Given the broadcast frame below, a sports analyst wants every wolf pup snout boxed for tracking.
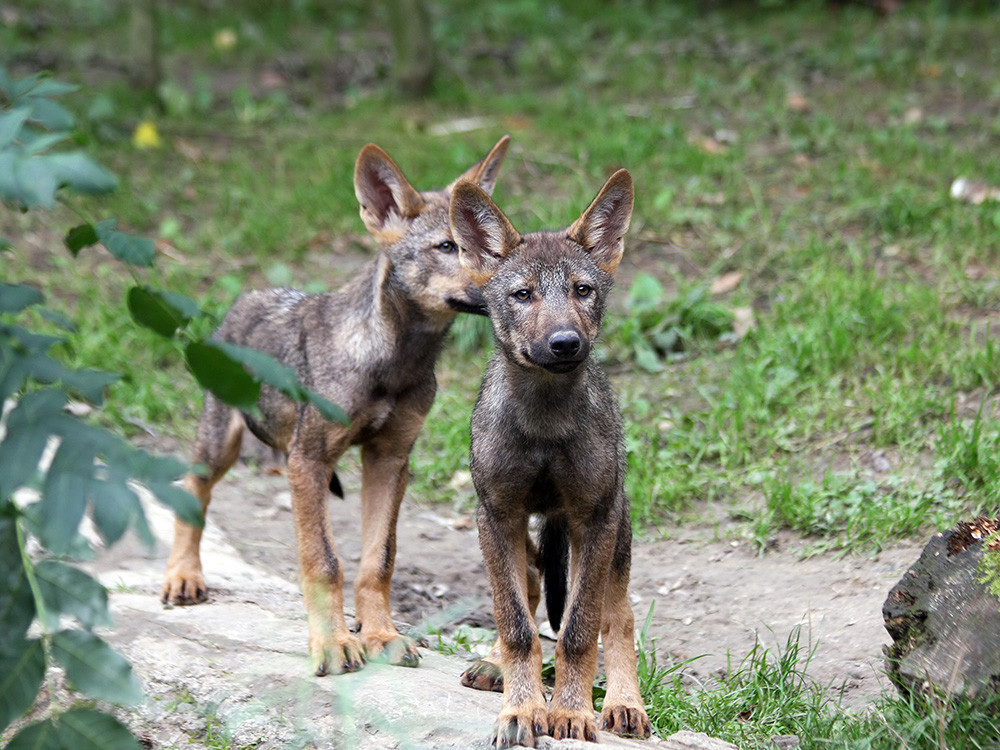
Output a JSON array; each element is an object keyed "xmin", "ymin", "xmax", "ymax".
[{"xmin": 450, "ymin": 168, "xmax": 652, "ymax": 747}]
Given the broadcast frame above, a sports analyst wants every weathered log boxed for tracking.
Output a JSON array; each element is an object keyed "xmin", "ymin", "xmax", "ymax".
[{"xmin": 883, "ymin": 516, "xmax": 1000, "ymax": 699}]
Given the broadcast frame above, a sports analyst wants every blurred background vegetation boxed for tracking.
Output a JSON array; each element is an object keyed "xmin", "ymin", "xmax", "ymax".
[{"xmin": 3, "ymin": 0, "xmax": 1000, "ymax": 547}]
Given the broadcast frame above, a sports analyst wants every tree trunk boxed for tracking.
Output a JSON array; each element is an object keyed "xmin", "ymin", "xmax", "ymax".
[
  {"xmin": 386, "ymin": 0, "xmax": 435, "ymax": 98},
  {"xmin": 128, "ymin": 0, "xmax": 162, "ymax": 104}
]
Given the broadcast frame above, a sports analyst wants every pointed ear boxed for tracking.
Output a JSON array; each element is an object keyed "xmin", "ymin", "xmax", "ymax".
[
  {"xmin": 447, "ymin": 135, "xmax": 511, "ymax": 197},
  {"xmin": 567, "ymin": 169, "xmax": 634, "ymax": 275},
  {"xmin": 450, "ymin": 180, "xmax": 521, "ymax": 286},
  {"xmin": 354, "ymin": 144, "xmax": 426, "ymax": 235}
]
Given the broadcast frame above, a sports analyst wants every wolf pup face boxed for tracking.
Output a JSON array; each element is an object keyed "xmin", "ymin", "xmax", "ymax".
[
  {"xmin": 354, "ymin": 137, "xmax": 510, "ymax": 319},
  {"xmin": 449, "ymin": 169, "xmax": 634, "ymax": 372}
]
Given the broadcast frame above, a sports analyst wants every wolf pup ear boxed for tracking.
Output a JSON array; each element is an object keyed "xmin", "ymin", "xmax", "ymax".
[
  {"xmin": 450, "ymin": 181, "xmax": 522, "ymax": 286},
  {"xmin": 448, "ymin": 134, "xmax": 511, "ymax": 197},
  {"xmin": 567, "ymin": 168, "xmax": 634, "ymax": 275},
  {"xmin": 354, "ymin": 144, "xmax": 427, "ymax": 237}
]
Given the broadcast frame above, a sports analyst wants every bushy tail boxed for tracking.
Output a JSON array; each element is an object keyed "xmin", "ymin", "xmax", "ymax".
[{"xmin": 539, "ymin": 514, "xmax": 569, "ymax": 632}]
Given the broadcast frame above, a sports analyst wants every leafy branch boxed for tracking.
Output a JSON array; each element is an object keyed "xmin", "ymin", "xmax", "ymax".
[{"xmin": 1, "ymin": 65, "xmax": 346, "ymax": 748}]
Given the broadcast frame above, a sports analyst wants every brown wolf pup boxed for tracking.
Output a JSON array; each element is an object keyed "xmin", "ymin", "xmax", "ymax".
[
  {"xmin": 161, "ymin": 136, "xmax": 510, "ymax": 677},
  {"xmin": 449, "ymin": 170, "xmax": 652, "ymax": 747}
]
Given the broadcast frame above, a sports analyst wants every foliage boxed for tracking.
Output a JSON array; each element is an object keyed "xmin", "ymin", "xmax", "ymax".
[
  {"xmin": 1, "ymin": 284, "xmax": 173, "ymax": 748},
  {"xmin": 0, "ymin": 69, "xmax": 117, "ymax": 209},
  {"xmin": 603, "ymin": 273, "xmax": 735, "ymax": 373},
  {"xmin": 0, "ymin": 65, "xmax": 348, "ymax": 748}
]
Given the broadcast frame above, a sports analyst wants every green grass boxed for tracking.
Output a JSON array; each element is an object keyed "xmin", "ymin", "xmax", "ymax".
[{"xmin": 630, "ymin": 620, "xmax": 1000, "ymax": 750}]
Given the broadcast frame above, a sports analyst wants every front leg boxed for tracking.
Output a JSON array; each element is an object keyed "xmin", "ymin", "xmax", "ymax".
[
  {"xmin": 599, "ymin": 510, "xmax": 652, "ymax": 738},
  {"xmin": 352, "ymin": 417, "xmax": 423, "ymax": 667},
  {"xmin": 462, "ymin": 534, "xmax": 541, "ymax": 692},
  {"xmin": 479, "ymin": 502, "xmax": 548, "ymax": 748},
  {"xmin": 287, "ymin": 448, "xmax": 364, "ymax": 676},
  {"xmin": 547, "ymin": 513, "xmax": 617, "ymax": 743}
]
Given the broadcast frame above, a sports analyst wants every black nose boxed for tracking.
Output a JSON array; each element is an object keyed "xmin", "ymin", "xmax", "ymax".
[{"xmin": 548, "ymin": 330, "xmax": 581, "ymax": 358}]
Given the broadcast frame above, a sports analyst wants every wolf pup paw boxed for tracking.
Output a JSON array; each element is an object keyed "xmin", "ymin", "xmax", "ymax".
[
  {"xmin": 161, "ymin": 568, "xmax": 208, "ymax": 606},
  {"xmin": 311, "ymin": 633, "xmax": 366, "ymax": 676},
  {"xmin": 492, "ymin": 706, "xmax": 548, "ymax": 749},
  {"xmin": 548, "ymin": 707, "xmax": 599, "ymax": 743},
  {"xmin": 460, "ymin": 658, "xmax": 504, "ymax": 692},
  {"xmin": 601, "ymin": 702, "xmax": 653, "ymax": 738},
  {"xmin": 363, "ymin": 632, "xmax": 420, "ymax": 667}
]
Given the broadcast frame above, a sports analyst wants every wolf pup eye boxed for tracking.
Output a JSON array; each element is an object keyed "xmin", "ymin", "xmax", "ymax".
[
  {"xmin": 512, "ymin": 289, "xmax": 532, "ymax": 301},
  {"xmin": 436, "ymin": 240, "xmax": 458, "ymax": 253},
  {"xmin": 575, "ymin": 284, "xmax": 593, "ymax": 297}
]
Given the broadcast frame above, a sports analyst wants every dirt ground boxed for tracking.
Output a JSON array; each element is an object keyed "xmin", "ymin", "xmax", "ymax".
[{"xmin": 159, "ymin": 442, "xmax": 921, "ymax": 711}]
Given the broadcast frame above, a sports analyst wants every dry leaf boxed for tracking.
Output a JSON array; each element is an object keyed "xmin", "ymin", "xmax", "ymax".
[
  {"xmin": 786, "ymin": 91, "xmax": 810, "ymax": 113},
  {"xmin": 732, "ymin": 306, "xmax": 756, "ymax": 339},
  {"xmin": 692, "ymin": 135, "xmax": 726, "ymax": 155},
  {"xmin": 711, "ymin": 271, "xmax": 742, "ymax": 295}
]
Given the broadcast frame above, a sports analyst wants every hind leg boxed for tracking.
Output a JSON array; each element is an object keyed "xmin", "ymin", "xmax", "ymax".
[
  {"xmin": 461, "ymin": 535, "xmax": 540, "ymax": 692},
  {"xmin": 161, "ymin": 396, "xmax": 243, "ymax": 605}
]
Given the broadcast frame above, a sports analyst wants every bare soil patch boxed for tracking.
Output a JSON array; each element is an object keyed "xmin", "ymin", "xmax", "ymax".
[{"xmin": 156, "ymin": 452, "xmax": 920, "ymax": 709}]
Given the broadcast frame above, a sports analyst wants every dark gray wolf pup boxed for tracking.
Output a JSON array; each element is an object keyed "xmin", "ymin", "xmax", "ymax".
[
  {"xmin": 449, "ymin": 169, "xmax": 652, "ymax": 746},
  {"xmin": 161, "ymin": 136, "xmax": 510, "ymax": 677}
]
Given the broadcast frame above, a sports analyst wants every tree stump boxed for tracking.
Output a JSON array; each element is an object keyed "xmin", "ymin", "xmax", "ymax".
[{"xmin": 883, "ymin": 517, "xmax": 1000, "ymax": 699}]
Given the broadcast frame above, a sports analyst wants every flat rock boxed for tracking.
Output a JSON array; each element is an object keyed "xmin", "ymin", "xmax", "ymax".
[{"xmin": 91, "ymin": 495, "xmax": 728, "ymax": 749}]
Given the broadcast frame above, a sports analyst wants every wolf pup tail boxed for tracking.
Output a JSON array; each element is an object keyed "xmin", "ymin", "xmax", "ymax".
[{"xmin": 538, "ymin": 513, "xmax": 569, "ymax": 632}]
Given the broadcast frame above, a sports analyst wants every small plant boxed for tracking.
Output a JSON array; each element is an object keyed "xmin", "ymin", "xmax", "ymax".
[
  {"xmin": 604, "ymin": 273, "xmax": 734, "ymax": 373},
  {"xmin": 936, "ymin": 399, "xmax": 1000, "ymax": 502}
]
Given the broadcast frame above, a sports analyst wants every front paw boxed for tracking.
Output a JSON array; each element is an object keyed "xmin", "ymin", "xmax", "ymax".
[
  {"xmin": 363, "ymin": 632, "xmax": 420, "ymax": 668},
  {"xmin": 310, "ymin": 631, "xmax": 366, "ymax": 676},
  {"xmin": 492, "ymin": 705, "xmax": 548, "ymax": 749},
  {"xmin": 461, "ymin": 658, "xmax": 504, "ymax": 692},
  {"xmin": 601, "ymin": 701, "xmax": 652, "ymax": 738},
  {"xmin": 161, "ymin": 566, "xmax": 208, "ymax": 606},
  {"xmin": 548, "ymin": 706, "xmax": 599, "ymax": 743}
]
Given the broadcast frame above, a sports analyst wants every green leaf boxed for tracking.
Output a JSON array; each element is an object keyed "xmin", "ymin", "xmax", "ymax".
[
  {"xmin": 64, "ymin": 224, "xmax": 100, "ymax": 255},
  {"xmin": 23, "ymin": 77, "xmax": 78, "ymax": 98},
  {"xmin": 35, "ymin": 561, "xmax": 111, "ymax": 630},
  {"xmin": 215, "ymin": 341, "xmax": 348, "ymax": 425},
  {"xmin": 57, "ymin": 709, "xmax": 141, "ymax": 750},
  {"xmin": 38, "ymin": 439, "xmax": 95, "ymax": 555},
  {"xmin": 0, "ymin": 389, "xmax": 64, "ymax": 499},
  {"xmin": 0, "ymin": 638, "xmax": 45, "ymax": 733},
  {"xmin": 95, "ymin": 220, "xmax": 155, "ymax": 267},
  {"xmin": 0, "ymin": 518, "xmax": 35, "ymax": 649},
  {"xmin": 46, "ymin": 152, "xmax": 117, "ymax": 195},
  {"xmin": 157, "ymin": 289, "xmax": 204, "ymax": 322},
  {"xmin": 26, "ymin": 96, "xmax": 75, "ymax": 131},
  {"xmin": 24, "ymin": 355, "xmax": 119, "ymax": 404},
  {"xmin": 90, "ymin": 481, "xmax": 147, "ymax": 547},
  {"xmin": 4, "ymin": 716, "xmax": 61, "ymax": 750},
  {"xmin": 634, "ymin": 344, "xmax": 664, "ymax": 374},
  {"xmin": 21, "ymin": 131, "xmax": 70, "ymax": 156},
  {"xmin": 126, "ymin": 285, "xmax": 191, "ymax": 338},
  {"xmin": 0, "ymin": 152, "xmax": 17, "ymax": 200},
  {"xmin": 0, "ymin": 107, "xmax": 30, "ymax": 148},
  {"xmin": 0, "ymin": 282, "xmax": 43, "ymax": 313},
  {"xmin": 146, "ymin": 480, "xmax": 203, "ymax": 528},
  {"xmin": 38, "ymin": 308, "xmax": 77, "ymax": 332},
  {"xmin": 14, "ymin": 156, "xmax": 57, "ymax": 208},
  {"xmin": 185, "ymin": 340, "xmax": 261, "ymax": 411},
  {"xmin": 626, "ymin": 272, "xmax": 664, "ymax": 314},
  {"xmin": 51, "ymin": 630, "xmax": 144, "ymax": 705}
]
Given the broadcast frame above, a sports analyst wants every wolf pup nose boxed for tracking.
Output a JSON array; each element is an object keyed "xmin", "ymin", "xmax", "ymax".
[{"xmin": 450, "ymin": 168, "xmax": 652, "ymax": 747}]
